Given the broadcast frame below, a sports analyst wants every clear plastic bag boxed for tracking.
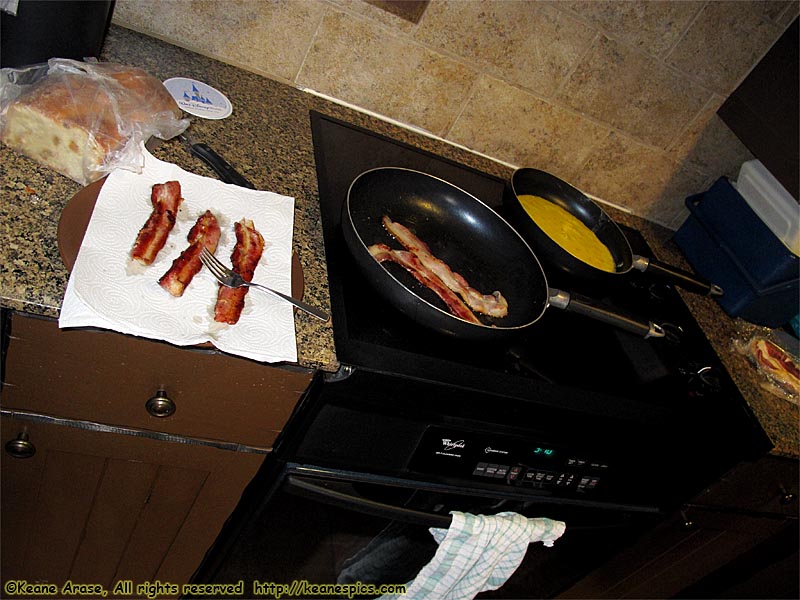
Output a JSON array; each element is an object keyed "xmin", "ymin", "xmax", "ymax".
[
  {"xmin": 735, "ymin": 334, "xmax": 800, "ymax": 405},
  {"xmin": 0, "ymin": 58, "xmax": 189, "ymax": 185}
]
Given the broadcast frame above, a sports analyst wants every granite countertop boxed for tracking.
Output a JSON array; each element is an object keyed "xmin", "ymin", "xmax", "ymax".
[{"xmin": 2, "ymin": 27, "xmax": 797, "ymax": 459}]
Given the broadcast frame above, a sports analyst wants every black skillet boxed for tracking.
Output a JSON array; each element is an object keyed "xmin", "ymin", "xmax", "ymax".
[
  {"xmin": 342, "ymin": 167, "xmax": 667, "ymax": 342},
  {"xmin": 505, "ymin": 168, "xmax": 723, "ymax": 296}
]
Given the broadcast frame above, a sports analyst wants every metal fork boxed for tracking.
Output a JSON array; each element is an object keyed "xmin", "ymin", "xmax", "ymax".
[{"xmin": 199, "ymin": 247, "xmax": 329, "ymax": 321}]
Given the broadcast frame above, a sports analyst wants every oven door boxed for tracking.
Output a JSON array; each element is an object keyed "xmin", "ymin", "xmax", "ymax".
[{"xmin": 193, "ymin": 463, "xmax": 660, "ymax": 599}]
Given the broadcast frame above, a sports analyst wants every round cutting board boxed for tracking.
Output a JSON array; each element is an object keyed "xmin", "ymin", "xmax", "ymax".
[{"xmin": 57, "ymin": 177, "xmax": 306, "ymax": 301}]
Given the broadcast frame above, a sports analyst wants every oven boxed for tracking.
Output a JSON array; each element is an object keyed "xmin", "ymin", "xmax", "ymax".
[{"xmin": 190, "ymin": 112, "xmax": 771, "ymax": 598}]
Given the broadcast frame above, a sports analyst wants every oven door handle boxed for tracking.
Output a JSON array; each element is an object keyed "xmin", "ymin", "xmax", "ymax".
[
  {"xmin": 285, "ymin": 475, "xmax": 652, "ymax": 532},
  {"xmin": 285, "ymin": 475, "xmax": 453, "ymax": 528}
]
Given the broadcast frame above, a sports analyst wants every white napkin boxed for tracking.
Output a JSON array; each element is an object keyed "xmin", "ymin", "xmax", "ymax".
[{"xmin": 59, "ymin": 147, "xmax": 298, "ymax": 364}]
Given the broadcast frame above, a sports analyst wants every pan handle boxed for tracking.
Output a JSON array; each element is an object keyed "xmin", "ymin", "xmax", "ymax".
[
  {"xmin": 549, "ymin": 290, "xmax": 665, "ymax": 339},
  {"xmin": 632, "ymin": 256, "xmax": 723, "ymax": 297}
]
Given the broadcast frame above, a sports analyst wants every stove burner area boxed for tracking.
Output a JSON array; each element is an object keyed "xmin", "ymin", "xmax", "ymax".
[{"xmin": 309, "ymin": 110, "xmax": 770, "ymax": 509}]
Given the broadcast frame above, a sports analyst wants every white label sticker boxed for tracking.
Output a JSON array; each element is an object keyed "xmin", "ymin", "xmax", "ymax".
[{"xmin": 163, "ymin": 77, "xmax": 233, "ymax": 120}]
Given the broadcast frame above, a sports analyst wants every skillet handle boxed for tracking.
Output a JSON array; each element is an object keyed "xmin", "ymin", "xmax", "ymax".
[
  {"xmin": 634, "ymin": 256, "xmax": 724, "ymax": 297},
  {"xmin": 550, "ymin": 290, "xmax": 665, "ymax": 339}
]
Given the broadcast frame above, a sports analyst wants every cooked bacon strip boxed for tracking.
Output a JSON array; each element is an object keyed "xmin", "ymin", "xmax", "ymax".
[
  {"xmin": 158, "ymin": 210, "xmax": 221, "ymax": 297},
  {"xmin": 368, "ymin": 243, "xmax": 481, "ymax": 324},
  {"xmin": 381, "ymin": 216, "xmax": 508, "ymax": 318},
  {"xmin": 131, "ymin": 181, "xmax": 183, "ymax": 265},
  {"xmin": 214, "ymin": 219, "xmax": 265, "ymax": 325}
]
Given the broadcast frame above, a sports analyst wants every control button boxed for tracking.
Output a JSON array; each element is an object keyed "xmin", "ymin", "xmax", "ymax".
[
  {"xmin": 577, "ymin": 476, "xmax": 600, "ymax": 491},
  {"xmin": 495, "ymin": 465, "xmax": 509, "ymax": 478},
  {"xmin": 509, "ymin": 466, "xmax": 522, "ymax": 481},
  {"xmin": 473, "ymin": 462, "xmax": 488, "ymax": 476},
  {"xmin": 485, "ymin": 464, "xmax": 498, "ymax": 476},
  {"xmin": 556, "ymin": 473, "xmax": 576, "ymax": 487}
]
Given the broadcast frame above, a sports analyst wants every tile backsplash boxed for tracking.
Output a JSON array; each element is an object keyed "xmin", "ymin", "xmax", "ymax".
[{"xmin": 112, "ymin": 0, "xmax": 798, "ymax": 229}]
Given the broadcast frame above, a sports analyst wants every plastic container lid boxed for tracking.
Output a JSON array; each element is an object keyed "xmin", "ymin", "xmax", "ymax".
[{"xmin": 735, "ymin": 160, "xmax": 800, "ymax": 256}]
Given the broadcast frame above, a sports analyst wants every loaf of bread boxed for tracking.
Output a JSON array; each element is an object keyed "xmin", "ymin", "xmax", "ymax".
[{"xmin": 1, "ymin": 61, "xmax": 185, "ymax": 185}]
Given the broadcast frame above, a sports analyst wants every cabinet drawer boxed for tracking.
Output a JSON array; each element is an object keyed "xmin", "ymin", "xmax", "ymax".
[{"xmin": 2, "ymin": 313, "xmax": 312, "ymax": 448}]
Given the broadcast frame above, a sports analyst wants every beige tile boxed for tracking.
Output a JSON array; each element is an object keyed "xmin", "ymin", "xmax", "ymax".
[
  {"xmin": 560, "ymin": 0, "xmax": 701, "ymax": 58},
  {"xmin": 666, "ymin": 0, "xmax": 783, "ymax": 94},
  {"xmin": 113, "ymin": 0, "xmax": 326, "ymax": 83},
  {"xmin": 448, "ymin": 76, "xmax": 611, "ymax": 179},
  {"xmin": 757, "ymin": 0, "xmax": 799, "ymax": 25},
  {"xmin": 414, "ymin": 0, "xmax": 596, "ymax": 97},
  {"xmin": 669, "ymin": 96, "xmax": 754, "ymax": 180},
  {"xmin": 573, "ymin": 132, "xmax": 709, "ymax": 227},
  {"xmin": 555, "ymin": 35, "xmax": 710, "ymax": 149},
  {"xmin": 297, "ymin": 10, "xmax": 476, "ymax": 135},
  {"xmin": 776, "ymin": 2, "xmax": 799, "ymax": 27}
]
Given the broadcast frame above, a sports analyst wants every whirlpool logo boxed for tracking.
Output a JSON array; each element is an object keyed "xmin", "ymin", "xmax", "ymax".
[{"xmin": 441, "ymin": 439, "xmax": 466, "ymax": 452}]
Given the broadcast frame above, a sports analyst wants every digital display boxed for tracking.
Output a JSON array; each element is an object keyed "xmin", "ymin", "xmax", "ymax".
[{"xmin": 533, "ymin": 447, "xmax": 556, "ymax": 457}]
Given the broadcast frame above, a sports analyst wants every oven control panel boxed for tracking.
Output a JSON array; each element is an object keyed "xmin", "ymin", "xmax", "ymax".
[{"xmin": 409, "ymin": 426, "xmax": 611, "ymax": 495}]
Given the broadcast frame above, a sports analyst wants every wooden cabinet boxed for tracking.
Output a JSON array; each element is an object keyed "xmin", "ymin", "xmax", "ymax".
[
  {"xmin": 2, "ymin": 312, "xmax": 312, "ymax": 449},
  {"xmin": 1, "ymin": 415, "xmax": 264, "ymax": 595},
  {"xmin": 559, "ymin": 455, "xmax": 799, "ymax": 599},
  {"xmin": 1, "ymin": 311, "xmax": 313, "ymax": 598}
]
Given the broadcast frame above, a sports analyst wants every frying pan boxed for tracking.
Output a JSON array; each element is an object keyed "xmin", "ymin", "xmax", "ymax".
[
  {"xmin": 342, "ymin": 167, "xmax": 666, "ymax": 342},
  {"xmin": 504, "ymin": 168, "xmax": 723, "ymax": 296}
]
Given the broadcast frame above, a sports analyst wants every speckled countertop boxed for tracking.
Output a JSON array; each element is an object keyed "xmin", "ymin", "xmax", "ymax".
[{"xmin": 2, "ymin": 27, "xmax": 797, "ymax": 459}]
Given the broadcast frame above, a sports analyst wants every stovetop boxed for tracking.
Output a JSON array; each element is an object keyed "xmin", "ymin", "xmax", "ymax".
[{"xmin": 309, "ymin": 111, "xmax": 768, "ymax": 436}]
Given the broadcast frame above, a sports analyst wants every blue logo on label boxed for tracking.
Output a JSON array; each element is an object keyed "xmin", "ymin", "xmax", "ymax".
[{"xmin": 163, "ymin": 78, "xmax": 232, "ymax": 120}]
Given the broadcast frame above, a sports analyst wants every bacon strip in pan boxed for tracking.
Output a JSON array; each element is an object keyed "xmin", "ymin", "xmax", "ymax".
[
  {"xmin": 214, "ymin": 218, "xmax": 265, "ymax": 325},
  {"xmin": 368, "ymin": 243, "xmax": 482, "ymax": 324},
  {"xmin": 381, "ymin": 216, "xmax": 508, "ymax": 318},
  {"xmin": 131, "ymin": 181, "xmax": 183, "ymax": 265},
  {"xmin": 158, "ymin": 210, "xmax": 221, "ymax": 297}
]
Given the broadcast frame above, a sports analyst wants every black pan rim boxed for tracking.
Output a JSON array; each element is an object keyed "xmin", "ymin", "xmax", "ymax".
[
  {"xmin": 345, "ymin": 166, "xmax": 548, "ymax": 331},
  {"xmin": 509, "ymin": 167, "xmax": 636, "ymax": 276}
]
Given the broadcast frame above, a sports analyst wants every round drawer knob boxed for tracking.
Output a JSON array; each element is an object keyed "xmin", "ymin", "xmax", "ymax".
[
  {"xmin": 5, "ymin": 432, "xmax": 36, "ymax": 459},
  {"xmin": 145, "ymin": 390, "xmax": 176, "ymax": 418}
]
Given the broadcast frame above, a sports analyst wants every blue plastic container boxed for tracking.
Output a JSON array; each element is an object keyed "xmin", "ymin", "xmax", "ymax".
[{"xmin": 674, "ymin": 177, "xmax": 799, "ymax": 328}]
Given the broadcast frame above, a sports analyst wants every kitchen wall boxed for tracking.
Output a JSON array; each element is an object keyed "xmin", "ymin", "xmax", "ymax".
[{"xmin": 112, "ymin": 0, "xmax": 798, "ymax": 229}]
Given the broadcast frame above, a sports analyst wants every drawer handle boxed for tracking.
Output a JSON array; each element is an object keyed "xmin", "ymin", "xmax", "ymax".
[
  {"xmin": 779, "ymin": 485, "xmax": 796, "ymax": 505},
  {"xmin": 145, "ymin": 390, "xmax": 176, "ymax": 418},
  {"xmin": 5, "ymin": 431, "xmax": 36, "ymax": 459}
]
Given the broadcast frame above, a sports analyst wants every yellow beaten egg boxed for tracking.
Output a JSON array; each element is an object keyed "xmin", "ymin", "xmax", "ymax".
[{"xmin": 517, "ymin": 194, "xmax": 616, "ymax": 273}]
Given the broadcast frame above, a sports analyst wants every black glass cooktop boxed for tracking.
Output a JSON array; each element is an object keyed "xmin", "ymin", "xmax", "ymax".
[{"xmin": 309, "ymin": 111, "xmax": 768, "ymax": 438}]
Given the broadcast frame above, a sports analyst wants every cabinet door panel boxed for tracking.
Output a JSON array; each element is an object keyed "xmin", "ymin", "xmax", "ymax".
[
  {"xmin": 559, "ymin": 509, "xmax": 788, "ymax": 599},
  {"xmin": 24, "ymin": 450, "xmax": 108, "ymax": 583},
  {"xmin": 1, "ymin": 416, "xmax": 264, "ymax": 595},
  {"xmin": 2, "ymin": 313, "xmax": 312, "ymax": 448},
  {"xmin": 117, "ymin": 465, "xmax": 208, "ymax": 584},
  {"xmin": 71, "ymin": 460, "xmax": 160, "ymax": 585}
]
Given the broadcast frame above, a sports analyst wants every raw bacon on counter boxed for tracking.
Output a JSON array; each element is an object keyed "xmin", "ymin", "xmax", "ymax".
[
  {"xmin": 381, "ymin": 216, "xmax": 508, "ymax": 318},
  {"xmin": 213, "ymin": 218, "xmax": 265, "ymax": 325},
  {"xmin": 131, "ymin": 181, "xmax": 183, "ymax": 265},
  {"xmin": 158, "ymin": 210, "xmax": 221, "ymax": 297},
  {"xmin": 369, "ymin": 243, "xmax": 482, "ymax": 324}
]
